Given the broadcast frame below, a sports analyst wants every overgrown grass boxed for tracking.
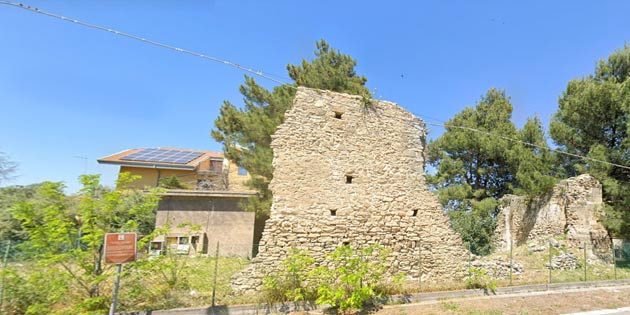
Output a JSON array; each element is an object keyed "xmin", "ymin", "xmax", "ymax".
[
  {"xmin": 119, "ymin": 255, "xmax": 256, "ymax": 310},
  {"xmin": 1, "ymin": 256, "xmax": 255, "ymax": 314},
  {"xmin": 4, "ymin": 244, "xmax": 629, "ymax": 314},
  {"xmin": 497, "ymin": 244, "xmax": 630, "ymax": 285},
  {"xmin": 395, "ymin": 244, "xmax": 630, "ymax": 294}
]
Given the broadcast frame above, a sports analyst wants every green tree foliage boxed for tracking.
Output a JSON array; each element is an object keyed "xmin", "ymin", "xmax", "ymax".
[
  {"xmin": 0, "ymin": 151, "xmax": 17, "ymax": 184},
  {"xmin": 550, "ymin": 45, "xmax": 630, "ymax": 237},
  {"xmin": 512, "ymin": 116, "xmax": 557, "ymax": 196},
  {"xmin": 9, "ymin": 173, "xmax": 161, "ymax": 314},
  {"xmin": 1, "ymin": 265, "xmax": 69, "ymax": 315},
  {"xmin": 428, "ymin": 89, "xmax": 556, "ymax": 255},
  {"xmin": 288, "ymin": 40, "xmax": 370, "ymax": 101},
  {"xmin": 0, "ymin": 184, "xmax": 40, "ymax": 244},
  {"xmin": 211, "ymin": 39, "xmax": 371, "ymax": 216}
]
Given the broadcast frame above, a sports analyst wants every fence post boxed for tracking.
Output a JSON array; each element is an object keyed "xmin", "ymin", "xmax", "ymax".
[
  {"xmin": 613, "ymin": 243, "xmax": 617, "ymax": 280},
  {"xmin": 548, "ymin": 239, "xmax": 552, "ymax": 288},
  {"xmin": 509, "ymin": 239, "xmax": 513, "ymax": 286},
  {"xmin": 468, "ymin": 243, "xmax": 472, "ymax": 278},
  {"xmin": 418, "ymin": 240, "xmax": 422, "ymax": 291},
  {"xmin": 583, "ymin": 242, "xmax": 587, "ymax": 282},
  {"xmin": 211, "ymin": 241, "xmax": 220, "ymax": 307}
]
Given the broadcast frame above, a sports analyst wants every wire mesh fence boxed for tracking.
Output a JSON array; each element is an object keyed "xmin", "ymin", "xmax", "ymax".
[
  {"xmin": 0, "ymin": 238, "xmax": 258, "ymax": 314},
  {"xmin": 464, "ymin": 239, "xmax": 629, "ymax": 290},
  {"xmin": 1, "ymin": 237, "xmax": 630, "ymax": 314}
]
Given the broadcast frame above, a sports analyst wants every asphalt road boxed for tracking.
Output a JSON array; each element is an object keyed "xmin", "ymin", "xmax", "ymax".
[{"xmin": 564, "ymin": 308, "xmax": 630, "ymax": 315}]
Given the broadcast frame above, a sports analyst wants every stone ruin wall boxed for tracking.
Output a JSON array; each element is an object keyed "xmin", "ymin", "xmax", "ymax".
[
  {"xmin": 231, "ymin": 87, "xmax": 469, "ymax": 293},
  {"xmin": 495, "ymin": 174, "xmax": 610, "ymax": 258}
]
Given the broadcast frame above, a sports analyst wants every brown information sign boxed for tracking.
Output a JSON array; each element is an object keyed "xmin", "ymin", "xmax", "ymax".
[{"xmin": 104, "ymin": 232, "xmax": 137, "ymax": 264}]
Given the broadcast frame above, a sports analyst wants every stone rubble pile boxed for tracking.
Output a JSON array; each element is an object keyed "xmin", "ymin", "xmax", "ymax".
[
  {"xmin": 471, "ymin": 258, "xmax": 524, "ymax": 279},
  {"xmin": 548, "ymin": 252, "xmax": 579, "ymax": 270}
]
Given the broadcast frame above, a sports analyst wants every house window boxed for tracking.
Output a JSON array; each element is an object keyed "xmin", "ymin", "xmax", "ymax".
[
  {"xmin": 210, "ymin": 160, "xmax": 223, "ymax": 174},
  {"xmin": 238, "ymin": 166, "xmax": 248, "ymax": 176},
  {"xmin": 178, "ymin": 236, "xmax": 189, "ymax": 245}
]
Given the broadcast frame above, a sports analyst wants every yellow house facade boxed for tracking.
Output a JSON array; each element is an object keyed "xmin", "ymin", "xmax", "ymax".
[
  {"xmin": 98, "ymin": 147, "xmax": 257, "ymax": 257},
  {"xmin": 98, "ymin": 147, "xmax": 253, "ymax": 191}
]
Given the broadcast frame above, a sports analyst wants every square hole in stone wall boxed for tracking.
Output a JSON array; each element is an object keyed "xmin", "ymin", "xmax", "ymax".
[
  {"xmin": 412, "ymin": 209, "xmax": 418, "ymax": 217},
  {"xmin": 330, "ymin": 209, "xmax": 337, "ymax": 216},
  {"xmin": 345, "ymin": 175, "xmax": 353, "ymax": 184},
  {"xmin": 334, "ymin": 111, "xmax": 343, "ymax": 119}
]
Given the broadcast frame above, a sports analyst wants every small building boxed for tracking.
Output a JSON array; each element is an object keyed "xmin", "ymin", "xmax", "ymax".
[{"xmin": 98, "ymin": 147, "xmax": 257, "ymax": 257}]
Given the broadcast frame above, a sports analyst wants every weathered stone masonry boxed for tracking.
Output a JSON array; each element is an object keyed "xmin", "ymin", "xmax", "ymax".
[
  {"xmin": 231, "ymin": 88, "xmax": 468, "ymax": 293},
  {"xmin": 495, "ymin": 174, "xmax": 610, "ymax": 258}
]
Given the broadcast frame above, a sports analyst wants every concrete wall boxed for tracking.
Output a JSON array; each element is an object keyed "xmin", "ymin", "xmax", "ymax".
[
  {"xmin": 159, "ymin": 196, "xmax": 242, "ymax": 211},
  {"xmin": 231, "ymin": 87, "xmax": 468, "ymax": 293},
  {"xmin": 156, "ymin": 195, "xmax": 255, "ymax": 257}
]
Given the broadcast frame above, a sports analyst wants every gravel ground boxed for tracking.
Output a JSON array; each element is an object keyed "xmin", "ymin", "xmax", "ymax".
[{"xmin": 375, "ymin": 286, "xmax": 630, "ymax": 315}]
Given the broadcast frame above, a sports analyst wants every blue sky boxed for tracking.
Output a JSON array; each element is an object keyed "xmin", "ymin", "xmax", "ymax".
[{"xmin": 1, "ymin": 1, "xmax": 629, "ymax": 193}]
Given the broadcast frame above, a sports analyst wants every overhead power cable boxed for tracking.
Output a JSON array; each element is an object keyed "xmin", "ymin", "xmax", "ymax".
[
  {"xmin": 0, "ymin": 0, "xmax": 289, "ymax": 85},
  {"xmin": 423, "ymin": 121, "xmax": 630, "ymax": 171},
  {"xmin": 296, "ymin": 90, "xmax": 630, "ymax": 171},
  {"xmin": 3, "ymin": 1, "xmax": 630, "ymax": 172}
]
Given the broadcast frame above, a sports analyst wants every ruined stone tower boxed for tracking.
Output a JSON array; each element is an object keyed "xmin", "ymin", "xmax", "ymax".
[
  {"xmin": 231, "ymin": 87, "xmax": 468, "ymax": 293},
  {"xmin": 495, "ymin": 174, "xmax": 610, "ymax": 258}
]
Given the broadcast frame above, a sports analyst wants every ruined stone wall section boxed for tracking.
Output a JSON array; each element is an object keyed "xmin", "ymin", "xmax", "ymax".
[
  {"xmin": 496, "ymin": 174, "xmax": 609, "ymax": 257},
  {"xmin": 231, "ymin": 88, "xmax": 468, "ymax": 293}
]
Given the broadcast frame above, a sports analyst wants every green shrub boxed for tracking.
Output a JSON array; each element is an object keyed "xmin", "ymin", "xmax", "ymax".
[
  {"xmin": 263, "ymin": 244, "xmax": 400, "ymax": 313},
  {"xmin": 311, "ymin": 244, "xmax": 391, "ymax": 312},
  {"xmin": 0, "ymin": 266, "xmax": 68, "ymax": 315},
  {"xmin": 262, "ymin": 248, "xmax": 316, "ymax": 304},
  {"xmin": 465, "ymin": 267, "xmax": 496, "ymax": 294},
  {"xmin": 158, "ymin": 175, "xmax": 192, "ymax": 189}
]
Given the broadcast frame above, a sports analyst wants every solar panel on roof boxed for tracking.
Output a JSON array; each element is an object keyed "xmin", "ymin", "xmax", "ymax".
[{"xmin": 121, "ymin": 148, "xmax": 203, "ymax": 164}]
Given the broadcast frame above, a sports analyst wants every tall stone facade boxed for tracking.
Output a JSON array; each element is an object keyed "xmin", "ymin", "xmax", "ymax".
[
  {"xmin": 231, "ymin": 87, "xmax": 468, "ymax": 293},
  {"xmin": 495, "ymin": 174, "xmax": 609, "ymax": 257}
]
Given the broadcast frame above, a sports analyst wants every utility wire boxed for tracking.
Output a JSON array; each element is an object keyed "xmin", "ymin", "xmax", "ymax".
[
  {"xmin": 3, "ymin": 1, "xmax": 629, "ymax": 172},
  {"xmin": 0, "ymin": 0, "xmax": 290, "ymax": 85},
  {"xmin": 304, "ymin": 89, "xmax": 630, "ymax": 171},
  {"xmin": 423, "ymin": 121, "xmax": 630, "ymax": 171}
]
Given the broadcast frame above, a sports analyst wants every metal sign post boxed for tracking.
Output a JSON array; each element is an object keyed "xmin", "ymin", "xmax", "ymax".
[
  {"xmin": 104, "ymin": 232, "xmax": 137, "ymax": 315},
  {"xmin": 109, "ymin": 264, "xmax": 123, "ymax": 315},
  {"xmin": 211, "ymin": 241, "xmax": 220, "ymax": 307}
]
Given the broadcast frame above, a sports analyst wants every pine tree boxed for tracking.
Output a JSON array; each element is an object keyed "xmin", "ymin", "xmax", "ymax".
[
  {"xmin": 428, "ymin": 89, "xmax": 556, "ymax": 254},
  {"xmin": 211, "ymin": 40, "xmax": 371, "ymax": 216},
  {"xmin": 550, "ymin": 45, "xmax": 630, "ymax": 237}
]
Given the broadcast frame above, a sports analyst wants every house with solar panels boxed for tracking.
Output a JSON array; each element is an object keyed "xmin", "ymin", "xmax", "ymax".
[{"xmin": 98, "ymin": 147, "xmax": 258, "ymax": 257}]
